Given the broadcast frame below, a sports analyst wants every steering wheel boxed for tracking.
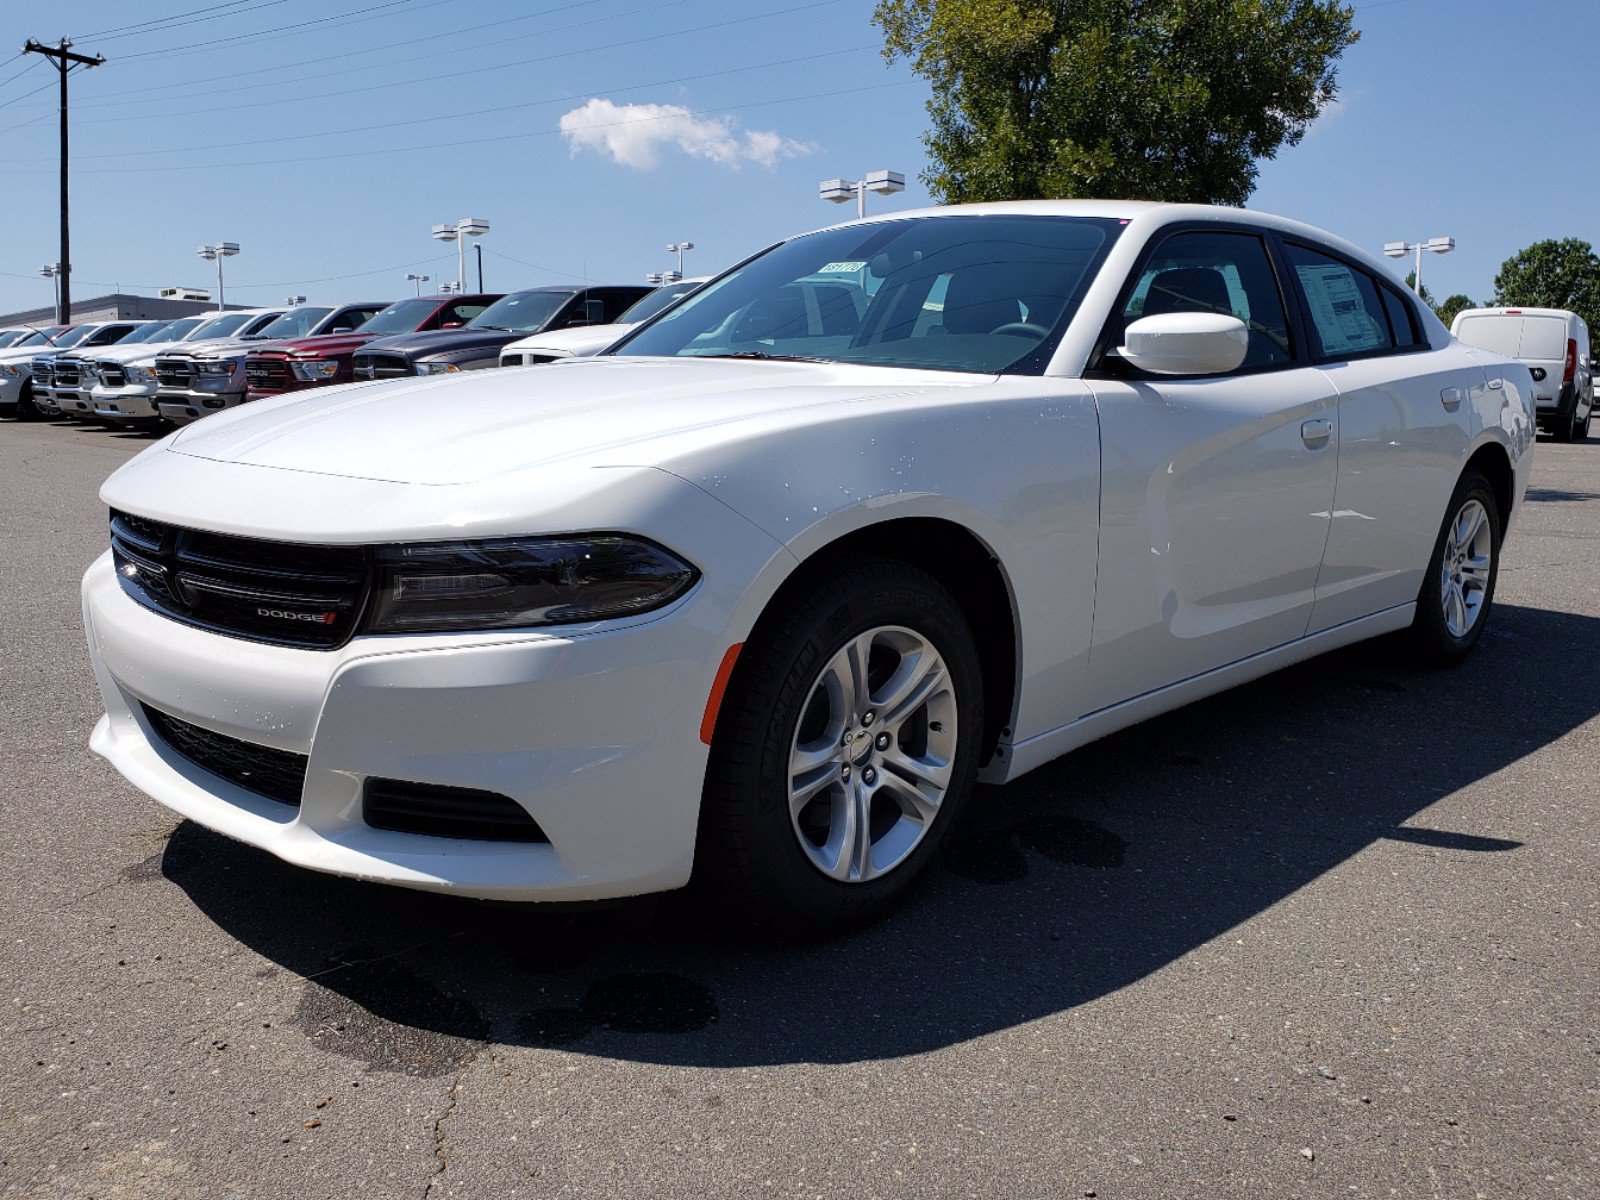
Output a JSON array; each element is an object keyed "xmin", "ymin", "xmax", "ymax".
[{"xmin": 991, "ymin": 322, "xmax": 1050, "ymax": 339}]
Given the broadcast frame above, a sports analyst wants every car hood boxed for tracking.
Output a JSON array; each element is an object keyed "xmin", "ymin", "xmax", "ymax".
[
  {"xmin": 166, "ymin": 357, "xmax": 987, "ymax": 486},
  {"xmin": 251, "ymin": 331, "xmax": 383, "ymax": 359},
  {"xmin": 504, "ymin": 323, "xmax": 631, "ymax": 357},
  {"xmin": 359, "ymin": 328, "xmax": 524, "ymax": 358},
  {"xmin": 66, "ymin": 338, "xmax": 188, "ymax": 364},
  {"xmin": 158, "ymin": 336, "xmax": 270, "ymax": 362}
]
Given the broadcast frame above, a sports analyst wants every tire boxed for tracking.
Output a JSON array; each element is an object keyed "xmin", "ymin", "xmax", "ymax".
[
  {"xmin": 15, "ymin": 381, "xmax": 42, "ymax": 422},
  {"xmin": 1402, "ymin": 469, "xmax": 1500, "ymax": 667},
  {"xmin": 697, "ymin": 554, "xmax": 984, "ymax": 937}
]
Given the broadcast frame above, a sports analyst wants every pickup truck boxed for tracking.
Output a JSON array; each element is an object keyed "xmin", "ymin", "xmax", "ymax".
[
  {"xmin": 352, "ymin": 285, "xmax": 650, "ymax": 380},
  {"xmin": 75, "ymin": 309, "xmax": 285, "ymax": 423},
  {"xmin": 244, "ymin": 293, "xmax": 498, "ymax": 400},
  {"xmin": 498, "ymin": 277, "xmax": 707, "ymax": 366},
  {"xmin": 154, "ymin": 303, "xmax": 387, "ymax": 425},
  {"xmin": 2, "ymin": 324, "xmax": 150, "ymax": 419},
  {"xmin": 48, "ymin": 319, "xmax": 195, "ymax": 417}
]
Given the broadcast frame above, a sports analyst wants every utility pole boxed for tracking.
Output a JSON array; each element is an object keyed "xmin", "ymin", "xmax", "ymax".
[{"xmin": 23, "ymin": 39, "xmax": 106, "ymax": 324}]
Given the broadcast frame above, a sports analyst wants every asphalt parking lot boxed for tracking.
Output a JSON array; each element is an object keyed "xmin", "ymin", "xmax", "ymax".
[{"xmin": 2, "ymin": 417, "xmax": 1596, "ymax": 1200}]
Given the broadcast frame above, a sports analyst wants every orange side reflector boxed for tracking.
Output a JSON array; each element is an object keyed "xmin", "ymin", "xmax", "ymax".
[{"xmin": 699, "ymin": 643, "xmax": 744, "ymax": 746}]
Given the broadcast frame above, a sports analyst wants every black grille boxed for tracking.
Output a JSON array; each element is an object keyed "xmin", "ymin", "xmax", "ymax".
[
  {"xmin": 53, "ymin": 358, "xmax": 84, "ymax": 387},
  {"xmin": 153, "ymin": 358, "xmax": 194, "ymax": 389},
  {"xmin": 143, "ymin": 704, "xmax": 307, "ymax": 807},
  {"xmin": 110, "ymin": 509, "xmax": 370, "ymax": 650},
  {"xmin": 95, "ymin": 360, "xmax": 128, "ymax": 387},
  {"xmin": 363, "ymin": 779, "xmax": 548, "ymax": 842},
  {"xmin": 30, "ymin": 357, "xmax": 54, "ymax": 386},
  {"xmin": 245, "ymin": 357, "xmax": 291, "ymax": 390},
  {"xmin": 352, "ymin": 352, "xmax": 411, "ymax": 381}
]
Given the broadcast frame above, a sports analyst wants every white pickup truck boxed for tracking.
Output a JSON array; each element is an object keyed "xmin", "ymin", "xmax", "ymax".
[{"xmin": 77, "ymin": 309, "xmax": 286, "ymax": 423}]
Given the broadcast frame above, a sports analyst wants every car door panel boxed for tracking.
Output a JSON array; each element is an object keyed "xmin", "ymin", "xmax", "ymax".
[
  {"xmin": 1086, "ymin": 372, "xmax": 1338, "ymax": 711},
  {"xmin": 1306, "ymin": 350, "xmax": 1476, "ymax": 632}
]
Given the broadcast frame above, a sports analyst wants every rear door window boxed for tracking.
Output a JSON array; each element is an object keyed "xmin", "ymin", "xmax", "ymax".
[{"xmin": 1285, "ymin": 244, "xmax": 1393, "ymax": 359}]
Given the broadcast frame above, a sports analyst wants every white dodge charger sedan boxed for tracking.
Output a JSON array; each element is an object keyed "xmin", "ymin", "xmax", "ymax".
[{"xmin": 83, "ymin": 201, "xmax": 1534, "ymax": 934}]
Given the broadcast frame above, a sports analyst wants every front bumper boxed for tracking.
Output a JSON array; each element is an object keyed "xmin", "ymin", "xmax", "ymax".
[
  {"xmin": 89, "ymin": 384, "xmax": 162, "ymax": 420},
  {"xmin": 157, "ymin": 393, "xmax": 247, "ymax": 425}
]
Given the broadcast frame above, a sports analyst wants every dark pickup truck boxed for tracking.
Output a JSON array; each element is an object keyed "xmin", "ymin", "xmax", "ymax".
[
  {"xmin": 244, "ymin": 293, "xmax": 500, "ymax": 400},
  {"xmin": 351, "ymin": 285, "xmax": 651, "ymax": 380}
]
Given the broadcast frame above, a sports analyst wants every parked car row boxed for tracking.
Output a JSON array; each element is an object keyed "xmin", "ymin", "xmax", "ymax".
[{"xmin": 0, "ymin": 280, "xmax": 674, "ymax": 429}]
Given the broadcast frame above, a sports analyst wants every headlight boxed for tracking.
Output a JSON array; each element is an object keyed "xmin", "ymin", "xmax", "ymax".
[
  {"xmin": 0, "ymin": 364, "xmax": 17, "ymax": 377},
  {"xmin": 290, "ymin": 359, "xmax": 341, "ymax": 381},
  {"xmin": 126, "ymin": 365, "xmax": 156, "ymax": 382},
  {"xmin": 414, "ymin": 362, "xmax": 460, "ymax": 376},
  {"xmin": 365, "ymin": 535, "xmax": 698, "ymax": 634},
  {"xmin": 196, "ymin": 360, "xmax": 238, "ymax": 376}
]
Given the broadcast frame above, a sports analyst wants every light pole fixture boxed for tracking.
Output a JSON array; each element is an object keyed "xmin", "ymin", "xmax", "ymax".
[
  {"xmin": 666, "ymin": 241, "xmax": 694, "ymax": 275},
  {"xmin": 405, "ymin": 273, "xmax": 431, "ymax": 297},
  {"xmin": 196, "ymin": 242, "xmax": 240, "ymax": 310},
  {"xmin": 646, "ymin": 270, "xmax": 683, "ymax": 285},
  {"xmin": 1384, "ymin": 236, "xmax": 1454, "ymax": 298},
  {"xmin": 819, "ymin": 169, "xmax": 905, "ymax": 219},
  {"xmin": 432, "ymin": 218, "xmax": 489, "ymax": 292},
  {"xmin": 284, "ymin": 294, "xmax": 306, "ymax": 307},
  {"xmin": 40, "ymin": 264, "xmax": 62, "ymax": 318},
  {"xmin": 438, "ymin": 280, "xmax": 461, "ymax": 295}
]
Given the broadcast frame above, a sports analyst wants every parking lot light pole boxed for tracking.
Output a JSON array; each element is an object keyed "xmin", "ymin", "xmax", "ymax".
[
  {"xmin": 433, "ymin": 218, "xmax": 489, "ymax": 292},
  {"xmin": 197, "ymin": 242, "xmax": 239, "ymax": 311},
  {"xmin": 40, "ymin": 264, "xmax": 61, "ymax": 317},
  {"xmin": 1384, "ymin": 237, "xmax": 1455, "ymax": 298},
  {"xmin": 646, "ymin": 270, "xmax": 682, "ymax": 285},
  {"xmin": 284, "ymin": 295, "xmax": 305, "ymax": 308},
  {"xmin": 405, "ymin": 273, "xmax": 430, "ymax": 297},
  {"xmin": 667, "ymin": 242, "xmax": 694, "ymax": 275},
  {"xmin": 820, "ymin": 170, "xmax": 905, "ymax": 219}
]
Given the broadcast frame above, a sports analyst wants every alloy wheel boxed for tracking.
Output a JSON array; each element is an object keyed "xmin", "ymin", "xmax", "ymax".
[
  {"xmin": 1440, "ymin": 498, "xmax": 1493, "ymax": 638},
  {"xmin": 786, "ymin": 625, "xmax": 958, "ymax": 882}
]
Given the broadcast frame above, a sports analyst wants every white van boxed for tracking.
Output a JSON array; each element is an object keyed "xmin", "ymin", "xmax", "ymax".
[{"xmin": 1452, "ymin": 307, "xmax": 1592, "ymax": 442}]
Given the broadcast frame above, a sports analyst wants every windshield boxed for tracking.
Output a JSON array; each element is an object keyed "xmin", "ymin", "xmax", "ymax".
[
  {"xmin": 114, "ymin": 321, "xmax": 176, "ymax": 345},
  {"xmin": 160, "ymin": 317, "xmax": 208, "ymax": 342},
  {"xmin": 468, "ymin": 290, "xmax": 574, "ymax": 333},
  {"xmin": 357, "ymin": 297, "xmax": 437, "ymax": 335},
  {"xmin": 255, "ymin": 306, "xmax": 334, "ymax": 340},
  {"xmin": 616, "ymin": 216, "xmax": 1121, "ymax": 374},
  {"xmin": 0, "ymin": 331, "xmax": 25, "ymax": 348},
  {"xmin": 190, "ymin": 312, "xmax": 257, "ymax": 340},
  {"xmin": 51, "ymin": 325, "xmax": 100, "ymax": 348},
  {"xmin": 618, "ymin": 281, "xmax": 705, "ymax": 325}
]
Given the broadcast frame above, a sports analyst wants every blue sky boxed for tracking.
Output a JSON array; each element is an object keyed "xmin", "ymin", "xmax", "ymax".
[{"xmin": 0, "ymin": 0, "xmax": 1594, "ymax": 314}]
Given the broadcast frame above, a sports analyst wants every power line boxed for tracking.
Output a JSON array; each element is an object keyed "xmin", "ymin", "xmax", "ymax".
[
  {"xmin": 0, "ymin": 79, "xmax": 915, "ymax": 176},
  {"xmin": 50, "ymin": 45, "xmax": 875, "ymax": 161},
  {"xmin": 80, "ymin": 0, "xmax": 295, "ymax": 43},
  {"xmin": 483, "ymin": 249, "xmax": 591, "ymax": 284},
  {"xmin": 60, "ymin": 0, "xmax": 624, "ymax": 108},
  {"xmin": 72, "ymin": 1, "xmax": 256, "ymax": 39},
  {"xmin": 67, "ymin": 0, "xmax": 848, "ymax": 124},
  {"xmin": 0, "ymin": 57, "xmax": 45, "ymax": 96},
  {"xmin": 117, "ymin": 0, "xmax": 452, "ymax": 62}
]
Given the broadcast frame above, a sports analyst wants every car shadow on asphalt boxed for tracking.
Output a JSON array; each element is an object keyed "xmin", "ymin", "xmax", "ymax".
[{"xmin": 149, "ymin": 602, "xmax": 1598, "ymax": 1071}]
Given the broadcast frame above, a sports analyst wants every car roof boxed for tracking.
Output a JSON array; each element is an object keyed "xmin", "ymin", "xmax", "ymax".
[{"xmin": 809, "ymin": 199, "xmax": 1401, "ymax": 285}]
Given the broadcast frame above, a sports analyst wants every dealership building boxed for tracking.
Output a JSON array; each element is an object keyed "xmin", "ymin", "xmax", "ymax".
[{"xmin": 0, "ymin": 292, "xmax": 239, "ymax": 329}]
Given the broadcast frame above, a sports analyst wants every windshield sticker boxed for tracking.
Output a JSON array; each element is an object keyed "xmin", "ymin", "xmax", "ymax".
[{"xmin": 817, "ymin": 261, "xmax": 867, "ymax": 274}]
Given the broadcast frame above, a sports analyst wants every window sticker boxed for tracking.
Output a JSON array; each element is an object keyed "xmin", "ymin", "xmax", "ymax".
[
  {"xmin": 1298, "ymin": 263, "xmax": 1381, "ymax": 355},
  {"xmin": 817, "ymin": 261, "xmax": 867, "ymax": 274}
]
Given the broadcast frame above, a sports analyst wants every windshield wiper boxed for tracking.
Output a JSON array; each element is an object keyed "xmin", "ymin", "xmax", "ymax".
[
  {"xmin": 699, "ymin": 351, "xmax": 829, "ymax": 364},
  {"xmin": 470, "ymin": 324, "xmax": 511, "ymax": 332}
]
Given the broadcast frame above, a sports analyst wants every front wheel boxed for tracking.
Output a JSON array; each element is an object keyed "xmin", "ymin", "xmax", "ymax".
[
  {"xmin": 1402, "ymin": 470, "xmax": 1500, "ymax": 667},
  {"xmin": 15, "ymin": 381, "xmax": 42, "ymax": 421},
  {"xmin": 697, "ymin": 556, "xmax": 984, "ymax": 936}
]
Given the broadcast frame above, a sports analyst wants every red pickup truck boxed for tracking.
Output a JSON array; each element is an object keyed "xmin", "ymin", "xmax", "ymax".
[{"xmin": 244, "ymin": 293, "xmax": 500, "ymax": 400}]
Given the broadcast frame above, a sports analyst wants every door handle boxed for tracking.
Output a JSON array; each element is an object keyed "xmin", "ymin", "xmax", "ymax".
[
  {"xmin": 1441, "ymin": 386, "xmax": 1463, "ymax": 411},
  {"xmin": 1300, "ymin": 418, "xmax": 1333, "ymax": 448}
]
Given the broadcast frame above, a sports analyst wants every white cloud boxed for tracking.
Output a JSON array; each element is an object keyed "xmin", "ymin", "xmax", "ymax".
[{"xmin": 558, "ymin": 98, "xmax": 813, "ymax": 171}]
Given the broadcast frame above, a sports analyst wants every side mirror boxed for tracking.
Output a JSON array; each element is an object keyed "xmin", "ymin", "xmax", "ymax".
[{"xmin": 1117, "ymin": 313, "xmax": 1249, "ymax": 376}]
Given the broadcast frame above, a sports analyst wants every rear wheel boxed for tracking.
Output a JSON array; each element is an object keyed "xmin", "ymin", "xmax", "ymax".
[
  {"xmin": 697, "ymin": 556, "xmax": 984, "ymax": 936},
  {"xmin": 1402, "ymin": 469, "xmax": 1500, "ymax": 667}
]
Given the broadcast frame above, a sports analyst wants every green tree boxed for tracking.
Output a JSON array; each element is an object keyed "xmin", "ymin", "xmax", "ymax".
[
  {"xmin": 1435, "ymin": 294, "xmax": 1475, "ymax": 329},
  {"xmin": 873, "ymin": 0, "xmax": 1360, "ymax": 206},
  {"xmin": 1493, "ymin": 238, "xmax": 1600, "ymax": 335}
]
